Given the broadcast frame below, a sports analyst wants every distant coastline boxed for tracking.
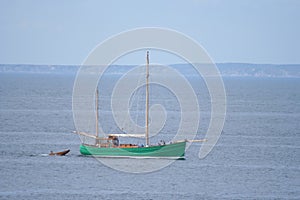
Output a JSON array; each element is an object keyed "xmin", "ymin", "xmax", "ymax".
[{"xmin": 0, "ymin": 63, "xmax": 299, "ymax": 78}]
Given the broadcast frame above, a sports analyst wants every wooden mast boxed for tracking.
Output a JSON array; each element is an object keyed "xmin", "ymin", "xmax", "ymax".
[
  {"xmin": 145, "ymin": 51, "xmax": 150, "ymax": 146},
  {"xmin": 95, "ymin": 88, "xmax": 99, "ymax": 137}
]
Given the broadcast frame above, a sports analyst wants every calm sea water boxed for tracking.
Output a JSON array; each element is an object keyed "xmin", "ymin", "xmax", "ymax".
[{"xmin": 0, "ymin": 72, "xmax": 299, "ymax": 199}]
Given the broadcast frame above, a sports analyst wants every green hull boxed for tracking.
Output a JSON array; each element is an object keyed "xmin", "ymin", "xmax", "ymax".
[{"xmin": 80, "ymin": 141, "xmax": 186, "ymax": 159}]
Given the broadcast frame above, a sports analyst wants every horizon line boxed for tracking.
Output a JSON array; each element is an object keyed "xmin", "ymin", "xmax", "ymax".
[{"xmin": 0, "ymin": 62, "xmax": 300, "ymax": 66}]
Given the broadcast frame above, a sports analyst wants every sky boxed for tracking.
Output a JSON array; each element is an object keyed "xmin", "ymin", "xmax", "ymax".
[{"xmin": 0, "ymin": 0, "xmax": 299, "ymax": 65}]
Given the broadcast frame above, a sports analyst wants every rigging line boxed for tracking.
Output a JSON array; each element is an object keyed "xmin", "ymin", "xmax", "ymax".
[
  {"xmin": 133, "ymin": 66, "xmax": 143, "ymax": 134},
  {"xmin": 120, "ymin": 66, "xmax": 144, "ymax": 134}
]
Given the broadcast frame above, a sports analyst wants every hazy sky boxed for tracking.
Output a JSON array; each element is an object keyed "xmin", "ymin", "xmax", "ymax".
[{"xmin": 0, "ymin": 0, "xmax": 299, "ymax": 65}]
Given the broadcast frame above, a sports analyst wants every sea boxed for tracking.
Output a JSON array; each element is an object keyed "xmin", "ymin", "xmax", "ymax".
[{"xmin": 0, "ymin": 66, "xmax": 299, "ymax": 199}]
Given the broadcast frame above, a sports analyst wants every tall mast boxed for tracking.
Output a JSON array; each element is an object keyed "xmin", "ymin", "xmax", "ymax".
[
  {"xmin": 95, "ymin": 88, "xmax": 99, "ymax": 137},
  {"xmin": 145, "ymin": 51, "xmax": 150, "ymax": 146}
]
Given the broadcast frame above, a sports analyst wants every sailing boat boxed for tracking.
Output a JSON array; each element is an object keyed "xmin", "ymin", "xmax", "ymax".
[{"xmin": 76, "ymin": 51, "xmax": 187, "ymax": 159}]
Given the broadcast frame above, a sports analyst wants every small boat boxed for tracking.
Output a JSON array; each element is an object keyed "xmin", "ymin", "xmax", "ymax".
[{"xmin": 49, "ymin": 149, "xmax": 70, "ymax": 156}]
